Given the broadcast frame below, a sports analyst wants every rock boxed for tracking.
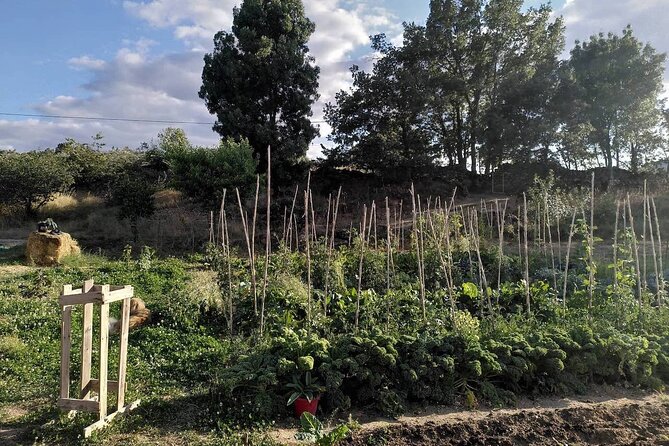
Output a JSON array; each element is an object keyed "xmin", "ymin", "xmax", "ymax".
[{"xmin": 25, "ymin": 231, "xmax": 81, "ymax": 266}]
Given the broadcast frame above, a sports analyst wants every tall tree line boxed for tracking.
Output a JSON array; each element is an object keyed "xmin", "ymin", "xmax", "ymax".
[{"xmin": 325, "ymin": 0, "xmax": 667, "ymax": 180}]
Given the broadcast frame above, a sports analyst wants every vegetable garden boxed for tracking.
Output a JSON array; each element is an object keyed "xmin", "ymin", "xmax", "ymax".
[{"xmin": 2, "ymin": 172, "xmax": 669, "ymax": 444}]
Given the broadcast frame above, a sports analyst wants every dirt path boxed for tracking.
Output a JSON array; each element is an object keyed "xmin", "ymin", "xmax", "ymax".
[{"xmin": 273, "ymin": 389, "xmax": 669, "ymax": 445}]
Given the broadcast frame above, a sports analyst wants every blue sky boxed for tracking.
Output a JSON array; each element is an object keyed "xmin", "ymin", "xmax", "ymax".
[{"xmin": 1, "ymin": 0, "xmax": 664, "ymax": 154}]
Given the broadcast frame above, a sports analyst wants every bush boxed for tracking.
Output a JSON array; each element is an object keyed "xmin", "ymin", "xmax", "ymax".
[{"xmin": 167, "ymin": 138, "xmax": 257, "ymax": 209}]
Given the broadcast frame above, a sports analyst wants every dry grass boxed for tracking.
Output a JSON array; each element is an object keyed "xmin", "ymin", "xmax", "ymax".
[{"xmin": 154, "ymin": 188, "xmax": 184, "ymax": 210}]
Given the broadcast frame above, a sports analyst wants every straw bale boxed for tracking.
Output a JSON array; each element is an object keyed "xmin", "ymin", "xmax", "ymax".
[{"xmin": 25, "ymin": 231, "xmax": 81, "ymax": 266}]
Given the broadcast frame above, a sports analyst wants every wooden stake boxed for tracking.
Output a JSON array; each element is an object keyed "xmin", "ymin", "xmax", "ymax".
[
  {"xmin": 562, "ymin": 210, "xmax": 577, "ymax": 307},
  {"xmin": 355, "ymin": 205, "xmax": 367, "ymax": 331},
  {"xmin": 523, "ymin": 193, "xmax": 530, "ymax": 314},
  {"xmin": 626, "ymin": 195, "xmax": 643, "ymax": 306},
  {"xmin": 260, "ymin": 146, "xmax": 271, "ymax": 336}
]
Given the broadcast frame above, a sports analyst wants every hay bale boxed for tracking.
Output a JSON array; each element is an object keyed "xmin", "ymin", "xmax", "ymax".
[{"xmin": 25, "ymin": 231, "xmax": 81, "ymax": 266}]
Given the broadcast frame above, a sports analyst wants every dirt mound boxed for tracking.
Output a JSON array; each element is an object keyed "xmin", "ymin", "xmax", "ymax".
[
  {"xmin": 25, "ymin": 231, "xmax": 81, "ymax": 266},
  {"xmin": 344, "ymin": 400, "xmax": 669, "ymax": 446}
]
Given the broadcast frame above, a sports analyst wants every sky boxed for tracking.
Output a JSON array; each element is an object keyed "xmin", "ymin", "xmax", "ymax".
[{"xmin": 1, "ymin": 0, "xmax": 667, "ymax": 156}]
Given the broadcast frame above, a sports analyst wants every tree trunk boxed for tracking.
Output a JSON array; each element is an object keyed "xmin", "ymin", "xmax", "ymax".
[{"xmin": 630, "ymin": 142, "xmax": 639, "ymax": 174}]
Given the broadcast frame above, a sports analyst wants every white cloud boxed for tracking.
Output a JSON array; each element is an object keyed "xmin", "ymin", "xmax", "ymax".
[
  {"xmin": 68, "ymin": 56, "xmax": 106, "ymax": 71},
  {"xmin": 2, "ymin": 0, "xmax": 401, "ymax": 155}
]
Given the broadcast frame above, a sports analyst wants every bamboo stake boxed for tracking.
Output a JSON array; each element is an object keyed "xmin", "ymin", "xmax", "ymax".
[
  {"xmin": 294, "ymin": 213, "xmax": 300, "ymax": 252},
  {"xmin": 562, "ymin": 210, "xmax": 577, "ymax": 308},
  {"xmin": 304, "ymin": 172, "xmax": 312, "ymax": 327},
  {"xmin": 385, "ymin": 197, "xmax": 393, "ymax": 326},
  {"xmin": 399, "ymin": 200, "xmax": 404, "ymax": 251},
  {"xmin": 517, "ymin": 205, "xmax": 522, "ymax": 265},
  {"xmin": 355, "ymin": 205, "xmax": 367, "ymax": 331},
  {"xmin": 373, "ymin": 201, "xmax": 378, "ymax": 251},
  {"xmin": 310, "ymin": 190, "xmax": 317, "ymax": 245},
  {"xmin": 626, "ymin": 195, "xmax": 643, "ymax": 306},
  {"xmin": 260, "ymin": 146, "xmax": 271, "ymax": 336},
  {"xmin": 472, "ymin": 209, "xmax": 491, "ymax": 314},
  {"xmin": 286, "ymin": 185, "xmax": 300, "ymax": 246},
  {"xmin": 643, "ymin": 180, "xmax": 648, "ymax": 290},
  {"xmin": 588, "ymin": 172, "xmax": 595, "ymax": 311},
  {"xmin": 251, "ymin": 175, "xmax": 260, "ymax": 313},
  {"xmin": 325, "ymin": 193, "xmax": 332, "ymax": 250},
  {"xmin": 324, "ymin": 188, "xmax": 342, "ymax": 315},
  {"xmin": 235, "ymin": 188, "xmax": 257, "ymax": 314},
  {"xmin": 209, "ymin": 211, "xmax": 214, "ymax": 244},
  {"xmin": 412, "ymin": 187, "xmax": 426, "ymax": 321},
  {"xmin": 282, "ymin": 206, "xmax": 288, "ymax": 247},
  {"xmin": 445, "ymin": 189, "xmax": 457, "ymax": 316},
  {"xmin": 459, "ymin": 206, "xmax": 473, "ymax": 282},
  {"xmin": 418, "ymin": 196, "xmax": 427, "ymax": 315},
  {"xmin": 651, "ymin": 197, "xmax": 665, "ymax": 302},
  {"xmin": 556, "ymin": 214, "xmax": 563, "ymax": 270},
  {"xmin": 224, "ymin": 208, "xmax": 233, "ymax": 334},
  {"xmin": 545, "ymin": 197, "xmax": 557, "ymax": 292},
  {"xmin": 613, "ymin": 200, "xmax": 620, "ymax": 291},
  {"xmin": 523, "ymin": 193, "xmax": 530, "ymax": 314},
  {"xmin": 220, "ymin": 189, "xmax": 233, "ymax": 335},
  {"xmin": 647, "ymin": 196, "xmax": 660, "ymax": 302}
]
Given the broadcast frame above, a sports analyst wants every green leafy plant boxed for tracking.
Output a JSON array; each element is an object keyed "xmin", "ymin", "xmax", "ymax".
[
  {"xmin": 294, "ymin": 412, "xmax": 350, "ymax": 445},
  {"xmin": 287, "ymin": 371, "xmax": 325, "ymax": 406}
]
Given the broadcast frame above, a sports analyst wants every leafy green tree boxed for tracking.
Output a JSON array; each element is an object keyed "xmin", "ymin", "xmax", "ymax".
[
  {"xmin": 560, "ymin": 26, "xmax": 666, "ymax": 174},
  {"xmin": 0, "ymin": 150, "xmax": 74, "ymax": 216},
  {"xmin": 199, "ymin": 0, "xmax": 319, "ymax": 182},
  {"xmin": 55, "ymin": 138, "xmax": 109, "ymax": 193},
  {"xmin": 325, "ymin": 0, "xmax": 564, "ymax": 177},
  {"xmin": 166, "ymin": 138, "xmax": 257, "ymax": 209},
  {"xmin": 108, "ymin": 161, "xmax": 157, "ymax": 243},
  {"xmin": 325, "ymin": 30, "xmax": 436, "ymax": 180},
  {"xmin": 424, "ymin": 0, "xmax": 564, "ymax": 174}
]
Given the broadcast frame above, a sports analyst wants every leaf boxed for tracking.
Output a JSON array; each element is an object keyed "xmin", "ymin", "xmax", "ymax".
[
  {"xmin": 287, "ymin": 392, "xmax": 301, "ymax": 406},
  {"xmin": 462, "ymin": 282, "xmax": 479, "ymax": 299},
  {"xmin": 300, "ymin": 412, "xmax": 322, "ymax": 434},
  {"xmin": 317, "ymin": 425, "xmax": 351, "ymax": 446}
]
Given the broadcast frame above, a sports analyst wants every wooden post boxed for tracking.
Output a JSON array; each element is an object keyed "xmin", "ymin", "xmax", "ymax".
[
  {"xmin": 60, "ymin": 290, "xmax": 72, "ymax": 402},
  {"xmin": 80, "ymin": 280, "xmax": 94, "ymax": 399},
  {"xmin": 117, "ymin": 295, "xmax": 131, "ymax": 410}
]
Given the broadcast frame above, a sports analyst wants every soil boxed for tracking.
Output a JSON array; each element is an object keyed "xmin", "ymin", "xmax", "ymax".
[{"xmin": 273, "ymin": 389, "xmax": 669, "ymax": 446}]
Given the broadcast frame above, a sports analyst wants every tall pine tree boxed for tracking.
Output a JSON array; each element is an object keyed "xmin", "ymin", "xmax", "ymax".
[{"xmin": 199, "ymin": 0, "xmax": 319, "ymax": 181}]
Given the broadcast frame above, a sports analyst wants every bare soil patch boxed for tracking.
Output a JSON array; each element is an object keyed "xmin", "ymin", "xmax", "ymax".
[
  {"xmin": 272, "ymin": 389, "xmax": 669, "ymax": 445},
  {"xmin": 343, "ymin": 394, "xmax": 669, "ymax": 446}
]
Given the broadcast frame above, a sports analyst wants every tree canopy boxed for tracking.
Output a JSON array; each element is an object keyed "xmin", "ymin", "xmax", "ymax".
[
  {"xmin": 558, "ymin": 26, "xmax": 667, "ymax": 174},
  {"xmin": 324, "ymin": 1, "xmax": 666, "ymax": 180},
  {"xmin": 199, "ymin": 0, "xmax": 319, "ymax": 182},
  {"xmin": 0, "ymin": 150, "xmax": 74, "ymax": 216}
]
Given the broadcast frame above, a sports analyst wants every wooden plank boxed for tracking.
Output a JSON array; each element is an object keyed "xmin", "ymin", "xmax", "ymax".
[
  {"xmin": 117, "ymin": 296, "xmax": 131, "ymax": 410},
  {"xmin": 102, "ymin": 286, "xmax": 134, "ymax": 304},
  {"xmin": 60, "ymin": 305, "xmax": 72, "ymax": 400},
  {"xmin": 58, "ymin": 397, "xmax": 99, "ymax": 412},
  {"xmin": 59, "ymin": 292, "xmax": 103, "ymax": 306},
  {"xmin": 92, "ymin": 284, "xmax": 127, "ymax": 292},
  {"xmin": 83, "ymin": 399, "xmax": 140, "ymax": 438},
  {"xmin": 82, "ymin": 379, "xmax": 120, "ymax": 395},
  {"xmin": 59, "ymin": 286, "xmax": 133, "ymax": 305},
  {"xmin": 80, "ymin": 279, "xmax": 94, "ymax": 399},
  {"xmin": 98, "ymin": 302, "xmax": 109, "ymax": 421}
]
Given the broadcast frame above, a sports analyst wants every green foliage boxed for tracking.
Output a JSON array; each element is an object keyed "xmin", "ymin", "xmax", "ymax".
[
  {"xmin": 0, "ymin": 150, "xmax": 74, "ymax": 215},
  {"xmin": 166, "ymin": 138, "xmax": 257, "ymax": 209},
  {"xmin": 561, "ymin": 26, "xmax": 667, "ymax": 172},
  {"xmin": 294, "ymin": 412, "xmax": 350, "ymax": 446},
  {"xmin": 199, "ymin": 0, "xmax": 320, "ymax": 179},
  {"xmin": 286, "ymin": 370, "xmax": 324, "ymax": 406}
]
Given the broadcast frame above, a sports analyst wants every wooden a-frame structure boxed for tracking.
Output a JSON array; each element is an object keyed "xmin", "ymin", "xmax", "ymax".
[{"xmin": 58, "ymin": 279, "xmax": 140, "ymax": 437}]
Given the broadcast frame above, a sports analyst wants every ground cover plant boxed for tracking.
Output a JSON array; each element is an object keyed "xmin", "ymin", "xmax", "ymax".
[{"xmin": 2, "ymin": 174, "xmax": 669, "ymax": 445}]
